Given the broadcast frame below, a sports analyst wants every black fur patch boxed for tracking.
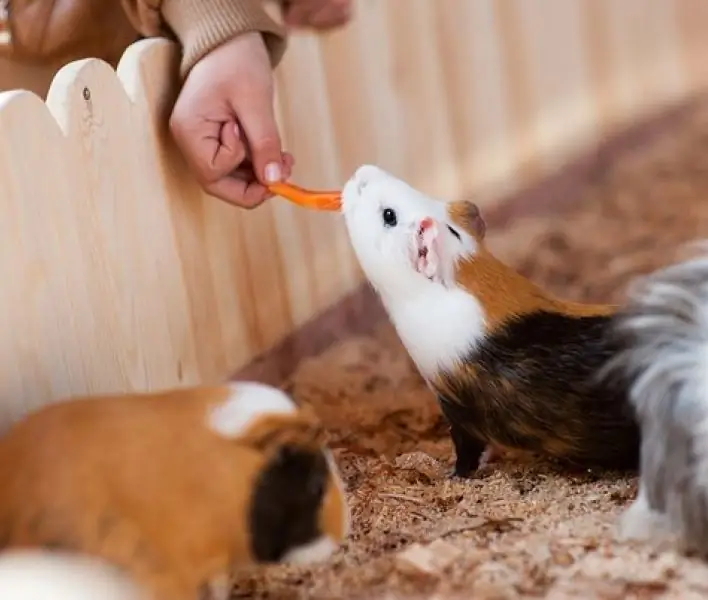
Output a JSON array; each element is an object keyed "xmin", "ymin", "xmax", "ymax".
[
  {"xmin": 436, "ymin": 310, "xmax": 640, "ymax": 476},
  {"xmin": 249, "ymin": 445, "xmax": 328, "ymax": 562}
]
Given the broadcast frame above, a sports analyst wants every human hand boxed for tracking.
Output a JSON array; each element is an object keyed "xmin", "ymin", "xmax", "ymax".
[
  {"xmin": 281, "ymin": 0, "xmax": 353, "ymax": 30},
  {"xmin": 169, "ymin": 32, "xmax": 293, "ymax": 208}
]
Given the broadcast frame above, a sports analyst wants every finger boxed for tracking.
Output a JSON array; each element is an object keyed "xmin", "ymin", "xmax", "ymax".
[
  {"xmin": 204, "ymin": 175, "xmax": 257, "ymax": 208},
  {"xmin": 169, "ymin": 112, "xmax": 220, "ymax": 183},
  {"xmin": 282, "ymin": 2, "xmax": 317, "ymax": 26},
  {"xmin": 209, "ymin": 121, "xmax": 248, "ymax": 180},
  {"xmin": 235, "ymin": 86, "xmax": 284, "ymax": 187},
  {"xmin": 282, "ymin": 151, "xmax": 295, "ymax": 168},
  {"xmin": 282, "ymin": 152, "xmax": 295, "ymax": 178},
  {"xmin": 216, "ymin": 165, "xmax": 271, "ymax": 209},
  {"xmin": 242, "ymin": 180, "xmax": 271, "ymax": 208},
  {"xmin": 308, "ymin": 1, "xmax": 352, "ymax": 28},
  {"xmin": 282, "ymin": 162, "xmax": 292, "ymax": 181},
  {"xmin": 225, "ymin": 152, "xmax": 293, "ymax": 198},
  {"xmin": 169, "ymin": 107, "xmax": 246, "ymax": 185}
]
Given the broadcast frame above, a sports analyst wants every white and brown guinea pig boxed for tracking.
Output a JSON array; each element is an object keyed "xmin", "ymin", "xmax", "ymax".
[
  {"xmin": 607, "ymin": 244, "xmax": 708, "ymax": 557},
  {"xmin": 0, "ymin": 381, "xmax": 350, "ymax": 600},
  {"xmin": 340, "ymin": 165, "xmax": 640, "ymax": 478}
]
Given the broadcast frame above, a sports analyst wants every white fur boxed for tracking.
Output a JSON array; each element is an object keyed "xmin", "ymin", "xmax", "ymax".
[
  {"xmin": 207, "ymin": 381, "xmax": 297, "ymax": 439},
  {"xmin": 341, "ymin": 165, "xmax": 487, "ymax": 379},
  {"xmin": 206, "ymin": 573, "xmax": 230, "ymax": 600},
  {"xmin": 0, "ymin": 550, "xmax": 146, "ymax": 600},
  {"xmin": 282, "ymin": 536, "xmax": 338, "ymax": 565},
  {"xmin": 324, "ymin": 449, "xmax": 351, "ymax": 538},
  {"xmin": 608, "ymin": 243, "xmax": 708, "ymax": 556},
  {"xmin": 616, "ymin": 482, "xmax": 672, "ymax": 542}
]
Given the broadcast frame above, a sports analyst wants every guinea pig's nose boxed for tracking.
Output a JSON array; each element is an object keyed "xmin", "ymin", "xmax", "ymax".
[{"xmin": 352, "ymin": 164, "xmax": 384, "ymax": 194}]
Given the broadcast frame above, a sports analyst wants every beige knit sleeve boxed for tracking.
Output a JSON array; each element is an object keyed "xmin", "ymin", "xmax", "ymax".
[{"xmin": 121, "ymin": 0, "xmax": 288, "ymax": 77}]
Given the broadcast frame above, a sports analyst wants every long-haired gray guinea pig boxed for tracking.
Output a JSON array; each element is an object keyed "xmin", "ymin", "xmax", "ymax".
[{"xmin": 609, "ymin": 243, "xmax": 708, "ymax": 555}]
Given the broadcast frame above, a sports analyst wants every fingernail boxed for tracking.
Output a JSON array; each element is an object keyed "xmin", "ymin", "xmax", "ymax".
[
  {"xmin": 265, "ymin": 162, "xmax": 282, "ymax": 183},
  {"xmin": 233, "ymin": 123, "xmax": 241, "ymax": 140}
]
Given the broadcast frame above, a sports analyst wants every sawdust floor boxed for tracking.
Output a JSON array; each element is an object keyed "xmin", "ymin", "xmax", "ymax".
[{"xmin": 232, "ymin": 101, "xmax": 708, "ymax": 599}]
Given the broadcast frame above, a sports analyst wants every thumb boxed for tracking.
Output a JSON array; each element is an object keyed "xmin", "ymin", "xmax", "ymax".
[{"xmin": 236, "ymin": 92, "xmax": 284, "ymax": 186}]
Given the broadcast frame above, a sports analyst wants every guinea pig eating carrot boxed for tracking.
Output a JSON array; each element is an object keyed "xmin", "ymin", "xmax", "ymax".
[
  {"xmin": 340, "ymin": 165, "xmax": 640, "ymax": 478},
  {"xmin": 0, "ymin": 382, "xmax": 350, "ymax": 600}
]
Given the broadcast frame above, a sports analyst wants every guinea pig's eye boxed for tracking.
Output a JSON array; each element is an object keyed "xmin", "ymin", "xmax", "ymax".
[
  {"xmin": 447, "ymin": 225, "xmax": 461, "ymax": 241},
  {"xmin": 382, "ymin": 207, "xmax": 397, "ymax": 228}
]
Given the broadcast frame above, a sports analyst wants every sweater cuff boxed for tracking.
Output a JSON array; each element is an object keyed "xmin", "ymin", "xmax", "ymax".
[{"xmin": 161, "ymin": 0, "xmax": 288, "ymax": 78}]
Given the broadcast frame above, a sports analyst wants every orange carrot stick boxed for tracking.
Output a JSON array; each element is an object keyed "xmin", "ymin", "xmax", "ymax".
[{"xmin": 267, "ymin": 182, "xmax": 342, "ymax": 211}]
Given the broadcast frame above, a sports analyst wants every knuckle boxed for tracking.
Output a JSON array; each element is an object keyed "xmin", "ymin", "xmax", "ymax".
[
  {"xmin": 188, "ymin": 155, "xmax": 216, "ymax": 184},
  {"xmin": 244, "ymin": 188, "xmax": 267, "ymax": 208},
  {"xmin": 238, "ymin": 195, "xmax": 261, "ymax": 209},
  {"xmin": 199, "ymin": 176, "xmax": 219, "ymax": 194},
  {"xmin": 197, "ymin": 171, "xmax": 216, "ymax": 188},
  {"xmin": 168, "ymin": 104, "xmax": 187, "ymax": 135},
  {"xmin": 168, "ymin": 115, "xmax": 184, "ymax": 141},
  {"xmin": 204, "ymin": 182, "xmax": 234, "ymax": 203}
]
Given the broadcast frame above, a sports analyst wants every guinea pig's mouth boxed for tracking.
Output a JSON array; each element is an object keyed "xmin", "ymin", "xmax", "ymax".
[{"xmin": 411, "ymin": 218, "xmax": 441, "ymax": 281}]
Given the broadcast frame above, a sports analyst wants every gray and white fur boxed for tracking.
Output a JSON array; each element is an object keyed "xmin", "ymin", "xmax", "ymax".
[{"xmin": 609, "ymin": 243, "xmax": 708, "ymax": 554}]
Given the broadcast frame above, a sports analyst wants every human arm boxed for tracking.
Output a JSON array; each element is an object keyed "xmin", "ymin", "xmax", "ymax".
[
  {"xmin": 2, "ymin": 0, "xmax": 287, "ymax": 76},
  {"xmin": 3, "ymin": 0, "xmax": 351, "ymax": 209}
]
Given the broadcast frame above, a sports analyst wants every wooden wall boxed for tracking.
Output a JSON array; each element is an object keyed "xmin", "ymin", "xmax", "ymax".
[
  {"xmin": 273, "ymin": 0, "xmax": 708, "ymax": 323},
  {"xmin": 0, "ymin": 0, "xmax": 707, "ymax": 424}
]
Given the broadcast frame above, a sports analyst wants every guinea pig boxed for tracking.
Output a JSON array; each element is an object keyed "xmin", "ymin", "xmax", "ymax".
[
  {"xmin": 0, "ymin": 381, "xmax": 350, "ymax": 600},
  {"xmin": 340, "ymin": 165, "xmax": 640, "ymax": 478},
  {"xmin": 606, "ymin": 244, "xmax": 708, "ymax": 556}
]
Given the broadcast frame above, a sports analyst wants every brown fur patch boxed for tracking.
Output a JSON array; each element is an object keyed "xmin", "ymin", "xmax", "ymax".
[
  {"xmin": 447, "ymin": 202, "xmax": 615, "ymax": 329},
  {"xmin": 0, "ymin": 384, "xmax": 348, "ymax": 600},
  {"xmin": 453, "ymin": 247, "xmax": 616, "ymax": 332},
  {"xmin": 242, "ymin": 412, "xmax": 329, "ymax": 455}
]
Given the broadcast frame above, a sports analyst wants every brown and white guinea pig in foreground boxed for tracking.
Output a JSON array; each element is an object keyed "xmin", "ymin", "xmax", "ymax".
[
  {"xmin": 606, "ymin": 244, "xmax": 708, "ymax": 557},
  {"xmin": 0, "ymin": 381, "xmax": 350, "ymax": 600},
  {"xmin": 340, "ymin": 165, "xmax": 640, "ymax": 478}
]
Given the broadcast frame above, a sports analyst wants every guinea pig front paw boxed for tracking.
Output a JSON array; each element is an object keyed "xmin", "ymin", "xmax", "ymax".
[
  {"xmin": 447, "ymin": 461, "xmax": 479, "ymax": 480},
  {"xmin": 447, "ymin": 466, "xmax": 471, "ymax": 480},
  {"xmin": 478, "ymin": 445, "xmax": 504, "ymax": 469},
  {"xmin": 616, "ymin": 492, "xmax": 672, "ymax": 543}
]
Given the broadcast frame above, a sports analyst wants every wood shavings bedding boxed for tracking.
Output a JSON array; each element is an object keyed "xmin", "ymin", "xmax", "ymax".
[{"xmin": 231, "ymin": 101, "xmax": 708, "ymax": 599}]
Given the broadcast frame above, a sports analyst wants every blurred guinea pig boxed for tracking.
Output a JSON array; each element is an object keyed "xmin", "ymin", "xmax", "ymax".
[
  {"xmin": 608, "ymin": 245, "xmax": 708, "ymax": 556},
  {"xmin": 0, "ymin": 381, "xmax": 350, "ymax": 600}
]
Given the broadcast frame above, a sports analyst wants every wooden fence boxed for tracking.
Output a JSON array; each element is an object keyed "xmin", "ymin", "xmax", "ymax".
[{"xmin": 0, "ymin": 0, "xmax": 707, "ymax": 427}]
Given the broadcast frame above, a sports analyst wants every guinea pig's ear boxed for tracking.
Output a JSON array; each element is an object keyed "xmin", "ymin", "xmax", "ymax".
[{"xmin": 449, "ymin": 200, "xmax": 486, "ymax": 241}]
